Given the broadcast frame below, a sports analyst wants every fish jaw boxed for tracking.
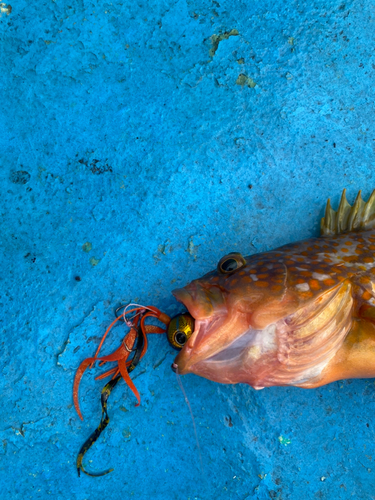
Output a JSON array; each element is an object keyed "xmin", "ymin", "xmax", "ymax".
[
  {"xmin": 188, "ymin": 323, "xmax": 279, "ymax": 386},
  {"xmin": 172, "ymin": 283, "xmax": 257, "ymax": 375},
  {"xmin": 173, "ymin": 311, "xmax": 252, "ymax": 375},
  {"xmin": 171, "ymin": 279, "xmax": 286, "ymax": 379}
]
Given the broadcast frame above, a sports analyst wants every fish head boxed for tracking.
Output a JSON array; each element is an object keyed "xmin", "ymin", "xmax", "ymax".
[{"xmin": 172, "ymin": 252, "xmax": 299, "ymax": 385}]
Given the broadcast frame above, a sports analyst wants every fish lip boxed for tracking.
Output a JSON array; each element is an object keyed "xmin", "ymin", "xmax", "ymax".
[
  {"xmin": 172, "ymin": 283, "xmax": 227, "ymax": 319},
  {"xmin": 171, "ymin": 287, "xmax": 195, "ymax": 313},
  {"xmin": 172, "ymin": 285, "xmax": 212, "ymax": 320}
]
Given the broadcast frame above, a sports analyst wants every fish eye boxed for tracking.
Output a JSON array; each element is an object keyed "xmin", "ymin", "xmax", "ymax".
[
  {"xmin": 218, "ymin": 253, "xmax": 246, "ymax": 274},
  {"xmin": 167, "ymin": 314, "xmax": 195, "ymax": 349}
]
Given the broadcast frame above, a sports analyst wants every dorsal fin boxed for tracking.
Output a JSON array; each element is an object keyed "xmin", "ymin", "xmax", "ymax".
[{"xmin": 320, "ymin": 189, "xmax": 375, "ymax": 236}]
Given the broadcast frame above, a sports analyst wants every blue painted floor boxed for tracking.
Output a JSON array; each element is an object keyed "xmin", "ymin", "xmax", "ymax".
[{"xmin": 2, "ymin": 0, "xmax": 375, "ymax": 498}]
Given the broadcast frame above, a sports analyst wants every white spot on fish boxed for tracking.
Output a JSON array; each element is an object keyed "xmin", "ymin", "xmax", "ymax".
[
  {"xmin": 296, "ymin": 283, "xmax": 310, "ymax": 292},
  {"xmin": 312, "ymin": 272, "xmax": 331, "ymax": 280},
  {"xmin": 250, "ymin": 274, "xmax": 258, "ymax": 281}
]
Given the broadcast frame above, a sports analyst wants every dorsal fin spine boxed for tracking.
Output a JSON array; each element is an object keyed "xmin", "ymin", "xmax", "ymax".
[
  {"xmin": 321, "ymin": 188, "xmax": 375, "ymax": 236},
  {"xmin": 324, "ymin": 198, "xmax": 333, "ymax": 232},
  {"xmin": 363, "ymin": 189, "xmax": 375, "ymax": 224},
  {"xmin": 348, "ymin": 190, "xmax": 363, "ymax": 230},
  {"xmin": 337, "ymin": 189, "xmax": 350, "ymax": 234}
]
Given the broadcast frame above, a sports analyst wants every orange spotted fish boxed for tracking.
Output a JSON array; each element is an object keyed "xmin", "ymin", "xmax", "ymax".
[{"xmin": 172, "ymin": 190, "xmax": 375, "ymax": 389}]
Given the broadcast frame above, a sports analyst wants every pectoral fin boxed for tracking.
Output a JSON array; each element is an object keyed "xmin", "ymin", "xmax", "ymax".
[{"xmin": 297, "ymin": 318, "xmax": 375, "ymax": 387}]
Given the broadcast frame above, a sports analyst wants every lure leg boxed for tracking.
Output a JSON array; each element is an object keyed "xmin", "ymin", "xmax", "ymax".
[
  {"xmin": 73, "ymin": 357, "xmax": 96, "ymax": 421},
  {"xmin": 95, "ymin": 367, "xmax": 118, "ymax": 380},
  {"xmin": 118, "ymin": 357, "xmax": 141, "ymax": 406}
]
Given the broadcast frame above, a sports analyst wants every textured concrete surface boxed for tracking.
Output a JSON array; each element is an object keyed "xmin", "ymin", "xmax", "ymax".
[{"xmin": 2, "ymin": 0, "xmax": 375, "ymax": 498}]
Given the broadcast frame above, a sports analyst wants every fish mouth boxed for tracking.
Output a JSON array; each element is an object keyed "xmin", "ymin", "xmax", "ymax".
[{"xmin": 172, "ymin": 285, "xmax": 244, "ymax": 375}]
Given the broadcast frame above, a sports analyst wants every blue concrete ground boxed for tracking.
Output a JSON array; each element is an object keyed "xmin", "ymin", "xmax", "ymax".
[{"xmin": 2, "ymin": 0, "xmax": 375, "ymax": 498}]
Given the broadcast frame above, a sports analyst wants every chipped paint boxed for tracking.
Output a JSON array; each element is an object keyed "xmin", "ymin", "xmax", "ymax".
[
  {"xmin": 82, "ymin": 242, "xmax": 92, "ymax": 252},
  {"xmin": 278, "ymin": 436, "xmax": 291, "ymax": 446},
  {"xmin": 187, "ymin": 236, "xmax": 199, "ymax": 260},
  {"xmin": 0, "ymin": 3, "xmax": 11, "ymax": 16},
  {"xmin": 209, "ymin": 29, "xmax": 239, "ymax": 57},
  {"xmin": 236, "ymin": 73, "xmax": 257, "ymax": 88}
]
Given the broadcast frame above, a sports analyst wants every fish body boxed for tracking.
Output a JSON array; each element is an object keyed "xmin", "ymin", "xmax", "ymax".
[{"xmin": 173, "ymin": 190, "xmax": 375, "ymax": 389}]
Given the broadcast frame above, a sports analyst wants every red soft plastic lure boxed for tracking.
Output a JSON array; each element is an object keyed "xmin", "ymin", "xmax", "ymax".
[
  {"xmin": 73, "ymin": 305, "xmax": 170, "ymax": 419},
  {"xmin": 73, "ymin": 305, "xmax": 170, "ymax": 476}
]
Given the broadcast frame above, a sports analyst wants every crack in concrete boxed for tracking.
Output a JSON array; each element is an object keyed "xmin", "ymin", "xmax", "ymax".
[
  {"xmin": 153, "ymin": 351, "xmax": 168, "ymax": 370},
  {"xmin": 55, "ymin": 301, "xmax": 101, "ymax": 369}
]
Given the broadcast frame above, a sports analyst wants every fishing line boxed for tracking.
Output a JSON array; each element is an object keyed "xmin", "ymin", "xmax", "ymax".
[
  {"xmin": 175, "ymin": 366, "xmax": 204, "ymax": 480},
  {"xmin": 120, "ymin": 303, "xmax": 162, "ymax": 327}
]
